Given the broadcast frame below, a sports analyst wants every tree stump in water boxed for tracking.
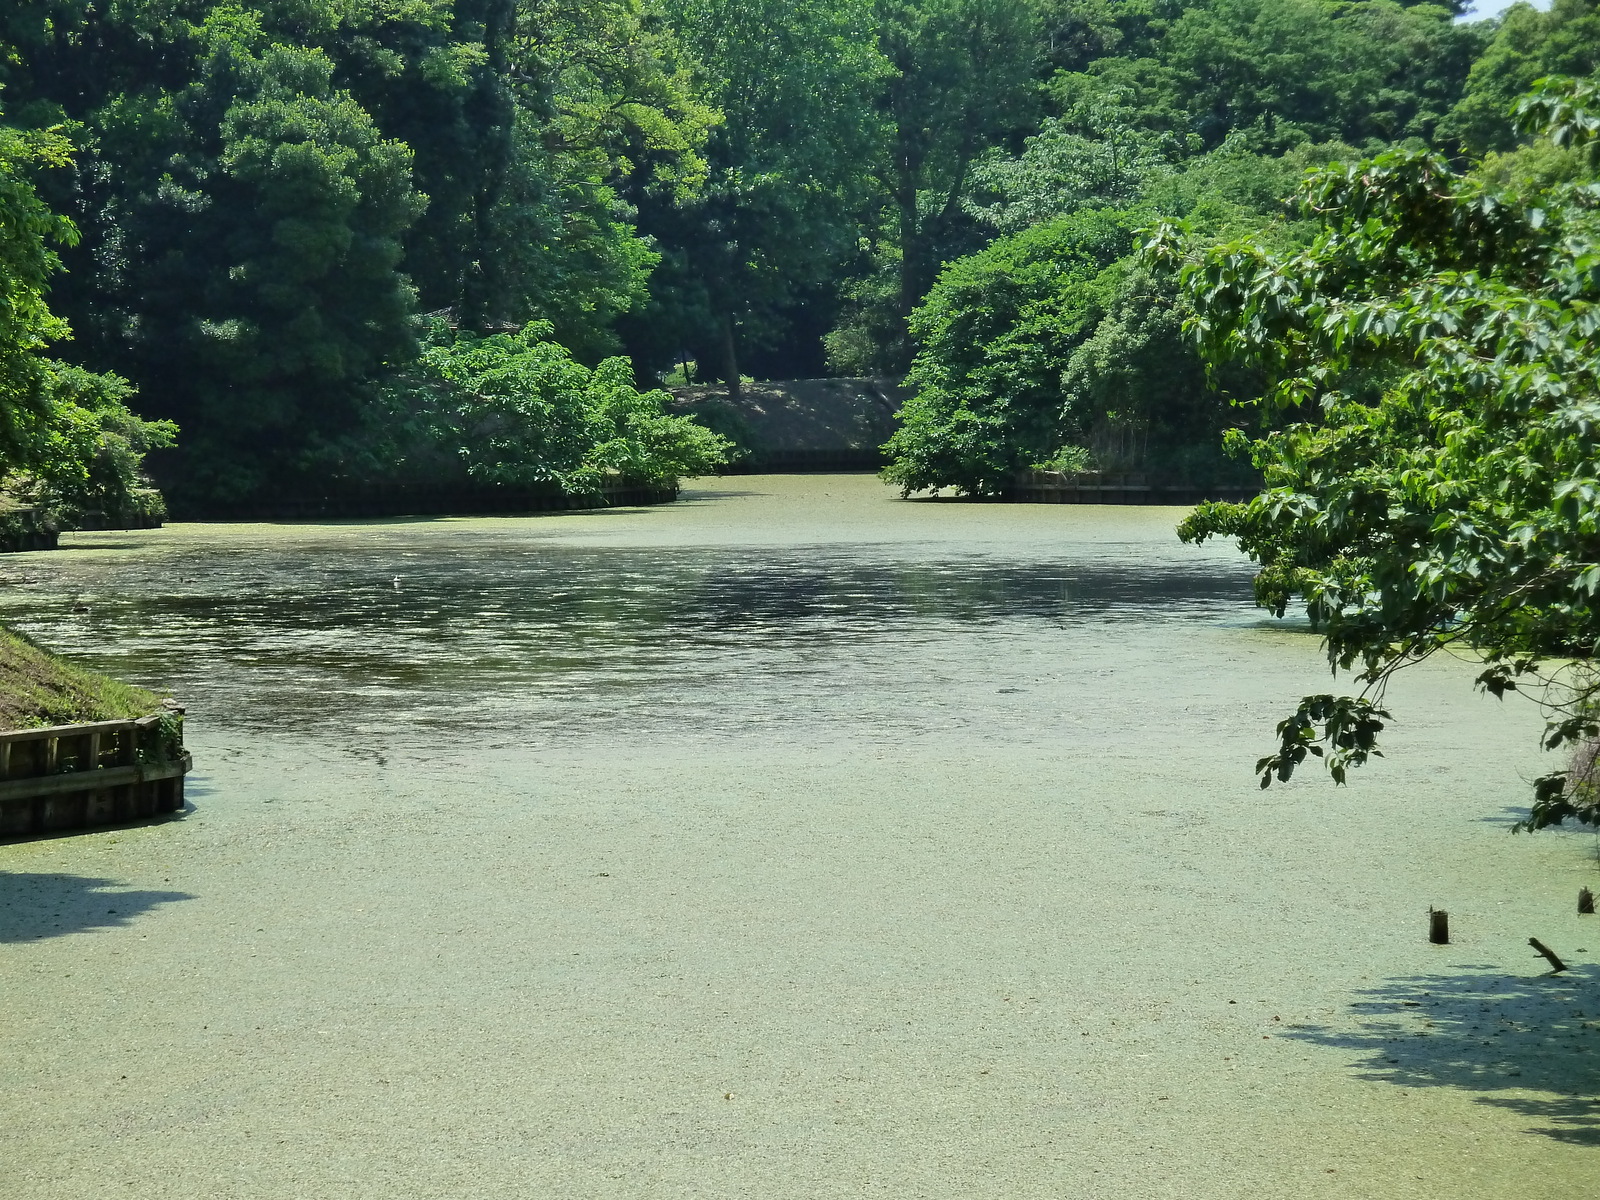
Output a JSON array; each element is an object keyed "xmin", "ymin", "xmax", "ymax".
[{"xmin": 1429, "ymin": 909, "xmax": 1449, "ymax": 944}]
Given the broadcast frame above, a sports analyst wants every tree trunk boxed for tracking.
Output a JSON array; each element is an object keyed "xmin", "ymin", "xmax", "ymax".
[
  {"xmin": 896, "ymin": 144, "xmax": 921, "ymax": 324},
  {"xmin": 457, "ymin": 0, "xmax": 517, "ymax": 331},
  {"xmin": 721, "ymin": 313, "xmax": 740, "ymax": 403}
]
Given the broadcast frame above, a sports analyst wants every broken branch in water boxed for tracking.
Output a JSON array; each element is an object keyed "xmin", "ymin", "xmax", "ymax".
[{"xmin": 1528, "ymin": 937, "xmax": 1568, "ymax": 973}]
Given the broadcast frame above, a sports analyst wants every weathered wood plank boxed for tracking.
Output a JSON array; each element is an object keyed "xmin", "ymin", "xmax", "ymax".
[
  {"xmin": 0, "ymin": 755, "xmax": 190, "ymax": 803},
  {"xmin": 0, "ymin": 718, "xmax": 141, "ymax": 744}
]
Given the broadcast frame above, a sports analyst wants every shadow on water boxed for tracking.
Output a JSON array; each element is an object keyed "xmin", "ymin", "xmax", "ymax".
[
  {"xmin": 673, "ymin": 487, "xmax": 772, "ymax": 501},
  {"xmin": 1282, "ymin": 965, "xmax": 1600, "ymax": 1144},
  {"xmin": 43, "ymin": 541, "xmax": 145, "ymax": 552},
  {"xmin": 183, "ymin": 775, "xmax": 219, "ymax": 802},
  {"xmin": 0, "ymin": 873, "xmax": 194, "ymax": 942},
  {"xmin": 1475, "ymin": 805, "xmax": 1536, "ymax": 827},
  {"xmin": 258, "ymin": 505, "xmax": 670, "ymax": 529},
  {"xmin": 1, "ymin": 810, "xmax": 193, "ymax": 849}
]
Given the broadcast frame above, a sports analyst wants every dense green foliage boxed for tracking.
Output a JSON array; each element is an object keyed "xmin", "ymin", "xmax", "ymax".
[
  {"xmin": 882, "ymin": 141, "xmax": 1343, "ymax": 494},
  {"xmin": 1046, "ymin": 0, "xmax": 1485, "ymax": 149},
  {"xmin": 0, "ymin": 0, "xmax": 1594, "ymax": 508},
  {"xmin": 626, "ymin": 0, "xmax": 884, "ymax": 395},
  {"xmin": 0, "ymin": 118, "xmax": 70, "ymax": 458},
  {"xmin": 371, "ymin": 320, "xmax": 732, "ymax": 493},
  {"xmin": 0, "ymin": 107, "xmax": 173, "ymax": 526},
  {"xmin": 882, "ymin": 209, "xmax": 1134, "ymax": 493},
  {"xmin": 1442, "ymin": 0, "xmax": 1600, "ymax": 152},
  {"xmin": 876, "ymin": 0, "xmax": 1510, "ymax": 495},
  {"xmin": 1, "ymin": 0, "xmax": 717, "ymax": 505},
  {"xmin": 1157, "ymin": 75, "xmax": 1600, "ymax": 829},
  {"xmin": 24, "ymin": 363, "xmax": 175, "ymax": 527}
]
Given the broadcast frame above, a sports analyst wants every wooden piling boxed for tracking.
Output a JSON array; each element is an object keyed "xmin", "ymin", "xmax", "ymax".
[{"xmin": 1429, "ymin": 909, "xmax": 1449, "ymax": 944}]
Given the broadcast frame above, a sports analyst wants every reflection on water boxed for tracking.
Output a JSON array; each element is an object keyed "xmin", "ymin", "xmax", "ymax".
[{"xmin": 0, "ymin": 509, "xmax": 1254, "ymax": 740}]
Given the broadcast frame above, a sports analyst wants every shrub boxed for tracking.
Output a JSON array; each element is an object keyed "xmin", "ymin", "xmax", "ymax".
[{"xmin": 379, "ymin": 321, "xmax": 733, "ymax": 492}]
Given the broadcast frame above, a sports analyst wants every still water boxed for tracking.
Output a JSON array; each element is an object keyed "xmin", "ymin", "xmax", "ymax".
[
  {"xmin": 0, "ymin": 476, "xmax": 1592, "ymax": 1200},
  {"xmin": 0, "ymin": 482, "xmax": 1252, "ymax": 742}
]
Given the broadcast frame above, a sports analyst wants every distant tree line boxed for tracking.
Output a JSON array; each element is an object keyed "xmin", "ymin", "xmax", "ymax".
[
  {"xmin": 0, "ymin": 0, "xmax": 1597, "ymax": 509},
  {"xmin": 879, "ymin": 0, "xmax": 1600, "ymax": 495}
]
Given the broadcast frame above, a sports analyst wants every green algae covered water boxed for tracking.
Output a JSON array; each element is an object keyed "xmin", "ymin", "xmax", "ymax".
[{"xmin": 0, "ymin": 476, "xmax": 1594, "ymax": 1198}]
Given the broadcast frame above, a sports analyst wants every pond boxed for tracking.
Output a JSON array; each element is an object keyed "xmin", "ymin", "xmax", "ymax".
[
  {"xmin": 0, "ymin": 476, "xmax": 1593, "ymax": 1199},
  {"xmin": 0, "ymin": 479, "xmax": 1253, "ymax": 744}
]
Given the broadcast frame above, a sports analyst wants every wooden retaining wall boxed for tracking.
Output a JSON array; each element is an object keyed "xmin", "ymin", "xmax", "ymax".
[
  {"xmin": 0, "ymin": 500, "xmax": 162, "ymax": 553},
  {"xmin": 670, "ymin": 379, "xmax": 902, "ymax": 472},
  {"xmin": 0, "ymin": 507, "xmax": 60, "ymax": 553},
  {"xmin": 0, "ymin": 715, "xmax": 190, "ymax": 838}
]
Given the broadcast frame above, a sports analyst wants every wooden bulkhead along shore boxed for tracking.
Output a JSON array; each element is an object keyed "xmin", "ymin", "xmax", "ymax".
[{"xmin": 0, "ymin": 714, "xmax": 191, "ymax": 838}]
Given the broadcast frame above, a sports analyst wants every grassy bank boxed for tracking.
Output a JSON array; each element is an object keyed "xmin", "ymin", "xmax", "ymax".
[{"xmin": 0, "ymin": 626, "xmax": 164, "ymax": 729}]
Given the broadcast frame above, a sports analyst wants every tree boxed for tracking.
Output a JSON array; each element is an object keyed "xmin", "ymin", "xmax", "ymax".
[
  {"xmin": 880, "ymin": 136, "xmax": 1338, "ymax": 495},
  {"xmin": 1045, "ymin": 0, "xmax": 1485, "ymax": 155},
  {"xmin": 2, "ymin": 0, "xmax": 716, "ymax": 505},
  {"xmin": 824, "ymin": 0, "xmax": 1040, "ymax": 376},
  {"xmin": 1059, "ymin": 263, "xmax": 1255, "ymax": 485},
  {"xmin": 875, "ymin": 0, "xmax": 1040, "ymax": 316},
  {"xmin": 881, "ymin": 207, "xmax": 1138, "ymax": 494},
  {"xmin": 0, "ymin": 109, "xmax": 175, "ymax": 523},
  {"xmin": 3, "ymin": 6, "xmax": 427, "ymax": 504},
  {"xmin": 325, "ymin": 0, "xmax": 524, "ymax": 330},
  {"xmin": 22, "ymin": 364, "xmax": 176, "ymax": 527},
  {"xmin": 1152, "ymin": 75, "xmax": 1600, "ymax": 829},
  {"xmin": 0, "ymin": 117, "xmax": 74, "ymax": 462},
  {"xmin": 502, "ymin": 0, "xmax": 717, "ymax": 356},
  {"xmin": 1442, "ymin": 0, "xmax": 1600, "ymax": 154},
  {"xmin": 964, "ymin": 100, "xmax": 1173, "ymax": 236},
  {"xmin": 150, "ymin": 20, "xmax": 426, "ymax": 503},
  {"xmin": 635, "ymin": 0, "xmax": 884, "ymax": 397}
]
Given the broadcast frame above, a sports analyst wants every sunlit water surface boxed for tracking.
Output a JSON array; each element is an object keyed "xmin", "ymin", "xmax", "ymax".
[{"xmin": 0, "ymin": 487, "xmax": 1253, "ymax": 743}]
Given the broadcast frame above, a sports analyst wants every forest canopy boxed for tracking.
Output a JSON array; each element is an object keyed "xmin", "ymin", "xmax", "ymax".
[{"xmin": 0, "ymin": 0, "xmax": 1597, "ymax": 510}]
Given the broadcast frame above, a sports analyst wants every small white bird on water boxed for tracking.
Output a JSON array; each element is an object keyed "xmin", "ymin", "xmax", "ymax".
[{"xmin": 392, "ymin": 575, "xmax": 402, "ymax": 589}]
